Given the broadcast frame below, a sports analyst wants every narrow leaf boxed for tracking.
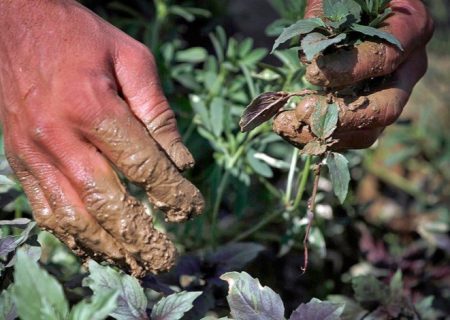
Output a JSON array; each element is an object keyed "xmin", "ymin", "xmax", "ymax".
[
  {"xmin": 247, "ymin": 149, "xmax": 273, "ymax": 178},
  {"xmin": 311, "ymin": 103, "xmax": 339, "ymax": 139},
  {"xmin": 83, "ymin": 260, "xmax": 148, "ymax": 320},
  {"xmin": 69, "ymin": 291, "xmax": 119, "ymax": 320},
  {"xmin": 272, "ymin": 18, "xmax": 326, "ymax": 53},
  {"xmin": 351, "ymin": 24, "xmax": 403, "ymax": 50},
  {"xmin": 239, "ymin": 92, "xmax": 290, "ymax": 132},
  {"xmin": 326, "ymin": 152, "xmax": 350, "ymax": 203},
  {"xmin": 175, "ymin": 47, "xmax": 208, "ymax": 63},
  {"xmin": 290, "ymin": 298, "xmax": 344, "ymax": 320},
  {"xmin": 301, "ymin": 33, "xmax": 347, "ymax": 61},
  {"xmin": 210, "ymin": 97, "xmax": 224, "ymax": 137},
  {"xmin": 12, "ymin": 249, "xmax": 69, "ymax": 320},
  {"xmin": 221, "ymin": 271, "xmax": 285, "ymax": 320},
  {"xmin": 151, "ymin": 291, "xmax": 202, "ymax": 320}
]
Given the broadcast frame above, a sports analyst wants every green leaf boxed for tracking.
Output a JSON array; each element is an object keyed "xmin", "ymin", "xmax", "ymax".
[
  {"xmin": 210, "ymin": 97, "xmax": 224, "ymax": 137},
  {"xmin": 271, "ymin": 18, "xmax": 326, "ymax": 53},
  {"xmin": 369, "ymin": 7, "xmax": 393, "ymax": 27},
  {"xmin": 190, "ymin": 95, "xmax": 211, "ymax": 131},
  {"xmin": 175, "ymin": 47, "xmax": 208, "ymax": 63},
  {"xmin": 246, "ymin": 149, "xmax": 274, "ymax": 178},
  {"xmin": 323, "ymin": 0, "xmax": 362, "ymax": 22},
  {"xmin": 12, "ymin": 249, "xmax": 69, "ymax": 320},
  {"xmin": 83, "ymin": 260, "xmax": 148, "ymax": 320},
  {"xmin": 220, "ymin": 271, "xmax": 285, "ymax": 320},
  {"xmin": 326, "ymin": 152, "xmax": 350, "ymax": 204},
  {"xmin": 239, "ymin": 92, "xmax": 290, "ymax": 132},
  {"xmin": 290, "ymin": 298, "xmax": 344, "ymax": 320},
  {"xmin": 240, "ymin": 48, "xmax": 268, "ymax": 66},
  {"xmin": 352, "ymin": 275, "xmax": 390, "ymax": 305},
  {"xmin": 389, "ymin": 270, "xmax": 403, "ymax": 302},
  {"xmin": 351, "ymin": 24, "xmax": 403, "ymax": 50},
  {"xmin": 0, "ymin": 219, "xmax": 36, "ymax": 257},
  {"xmin": 0, "ymin": 286, "xmax": 17, "ymax": 320},
  {"xmin": 311, "ymin": 103, "xmax": 339, "ymax": 140},
  {"xmin": 69, "ymin": 291, "xmax": 119, "ymax": 320},
  {"xmin": 301, "ymin": 33, "xmax": 347, "ymax": 61},
  {"xmin": 151, "ymin": 291, "xmax": 202, "ymax": 320}
]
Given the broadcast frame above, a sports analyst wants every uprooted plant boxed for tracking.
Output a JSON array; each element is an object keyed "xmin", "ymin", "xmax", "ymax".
[{"xmin": 239, "ymin": 0, "xmax": 401, "ymax": 272}]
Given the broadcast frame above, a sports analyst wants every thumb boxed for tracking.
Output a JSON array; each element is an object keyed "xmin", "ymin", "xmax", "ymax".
[{"xmin": 114, "ymin": 43, "xmax": 194, "ymax": 171}]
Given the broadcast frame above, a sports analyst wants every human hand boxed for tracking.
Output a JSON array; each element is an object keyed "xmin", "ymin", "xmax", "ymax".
[
  {"xmin": 273, "ymin": 0, "xmax": 434, "ymax": 150},
  {"xmin": 0, "ymin": 0, "xmax": 203, "ymax": 276}
]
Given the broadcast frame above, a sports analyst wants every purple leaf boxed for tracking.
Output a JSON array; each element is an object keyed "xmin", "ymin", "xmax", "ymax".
[
  {"xmin": 290, "ymin": 298, "xmax": 344, "ymax": 320},
  {"xmin": 239, "ymin": 92, "xmax": 291, "ymax": 132}
]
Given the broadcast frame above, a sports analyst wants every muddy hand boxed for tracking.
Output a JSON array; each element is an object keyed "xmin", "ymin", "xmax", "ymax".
[
  {"xmin": 0, "ymin": 0, "xmax": 204, "ymax": 276},
  {"xmin": 274, "ymin": 0, "xmax": 434, "ymax": 150}
]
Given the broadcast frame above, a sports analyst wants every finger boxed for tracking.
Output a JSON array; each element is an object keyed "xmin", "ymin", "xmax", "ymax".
[
  {"xmin": 6, "ymin": 151, "xmax": 140, "ymax": 273},
  {"xmin": 305, "ymin": 0, "xmax": 434, "ymax": 87},
  {"xmin": 304, "ymin": 49, "xmax": 426, "ymax": 130},
  {"xmin": 304, "ymin": 0, "xmax": 323, "ymax": 18},
  {"xmin": 83, "ymin": 94, "xmax": 204, "ymax": 223},
  {"xmin": 30, "ymin": 130, "xmax": 177, "ymax": 275},
  {"xmin": 273, "ymin": 110, "xmax": 383, "ymax": 149},
  {"xmin": 114, "ymin": 44, "xmax": 194, "ymax": 171}
]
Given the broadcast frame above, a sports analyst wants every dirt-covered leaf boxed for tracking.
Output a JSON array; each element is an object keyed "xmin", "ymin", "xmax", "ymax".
[
  {"xmin": 221, "ymin": 271, "xmax": 284, "ymax": 320},
  {"xmin": 246, "ymin": 149, "xmax": 273, "ymax": 178},
  {"xmin": 272, "ymin": 18, "xmax": 326, "ymax": 52},
  {"xmin": 151, "ymin": 291, "xmax": 202, "ymax": 320},
  {"xmin": 301, "ymin": 33, "xmax": 347, "ymax": 61},
  {"xmin": 83, "ymin": 260, "xmax": 148, "ymax": 320},
  {"xmin": 12, "ymin": 248, "xmax": 69, "ymax": 320},
  {"xmin": 206, "ymin": 242, "xmax": 265, "ymax": 274},
  {"xmin": 311, "ymin": 103, "xmax": 339, "ymax": 140},
  {"xmin": 302, "ymin": 140, "xmax": 328, "ymax": 156},
  {"xmin": 326, "ymin": 152, "xmax": 350, "ymax": 204},
  {"xmin": 0, "ymin": 286, "xmax": 17, "ymax": 320},
  {"xmin": 351, "ymin": 24, "xmax": 403, "ymax": 50},
  {"xmin": 290, "ymin": 298, "xmax": 344, "ymax": 320},
  {"xmin": 323, "ymin": 0, "xmax": 362, "ymax": 22},
  {"xmin": 352, "ymin": 275, "xmax": 390, "ymax": 305},
  {"xmin": 69, "ymin": 291, "xmax": 119, "ymax": 320},
  {"xmin": 240, "ymin": 92, "xmax": 290, "ymax": 132}
]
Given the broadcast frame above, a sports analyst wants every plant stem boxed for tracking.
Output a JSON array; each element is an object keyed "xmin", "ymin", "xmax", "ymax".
[
  {"xmin": 301, "ymin": 160, "xmax": 322, "ymax": 274},
  {"xmin": 210, "ymin": 170, "xmax": 230, "ymax": 249},
  {"xmin": 292, "ymin": 155, "xmax": 312, "ymax": 211},
  {"xmin": 230, "ymin": 210, "xmax": 283, "ymax": 243},
  {"xmin": 284, "ymin": 148, "xmax": 299, "ymax": 206}
]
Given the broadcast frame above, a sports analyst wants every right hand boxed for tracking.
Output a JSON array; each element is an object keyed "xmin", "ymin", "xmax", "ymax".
[
  {"xmin": 0, "ymin": 0, "xmax": 204, "ymax": 276},
  {"xmin": 273, "ymin": 0, "xmax": 434, "ymax": 150}
]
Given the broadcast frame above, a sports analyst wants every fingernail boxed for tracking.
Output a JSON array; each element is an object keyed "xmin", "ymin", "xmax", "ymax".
[{"xmin": 168, "ymin": 141, "xmax": 195, "ymax": 171}]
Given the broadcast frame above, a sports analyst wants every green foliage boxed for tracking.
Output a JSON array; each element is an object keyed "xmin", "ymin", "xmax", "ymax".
[
  {"xmin": 151, "ymin": 291, "xmax": 202, "ymax": 320},
  {"xmin": 326, "ymin": 153, "xmax": 350, "ymax": 204},
  {"xmin": 272, "ymin": 0, "xmax": 401, "ymax": 60},
  {"xmin": 69, "ymin": 291, "xmax": 119, "ymax": 320}
]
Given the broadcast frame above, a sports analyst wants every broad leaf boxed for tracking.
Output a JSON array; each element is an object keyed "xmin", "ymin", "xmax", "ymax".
[
  {"xmin": 0, "ymin": 286, "xmax": 17, "ymax": 320},
  {"xmin": 272, "ymin": 18, "xmax": 326, "ymax": 52},
  {"xmin": 311, "ymin": 103, "xmax": 339, "ymax": 139},
  {"xmin": 69, "ymin": 291, "xmax": 119, "ymax": 320},
  {"xmin": 323, "ymin": 0, "xmax": 362, "ymax": 22},
  {"xmin": 301, "ymin": 33, "xmax": 347, "ymax": 61},
  {"xmin": 351, "ymin": 24, "xmax": 403, "ymax": 50},
  {"xmin": 83, "ymin": 260, "xmax": 148, "ymax": 320},
  {"xmin": 290, "ymin": 298, "xmax": 344, "ymax": 320},
  {"xmin": 352, "ymin": 275, "xmax": 390, "ymax": 305},
  {"xmin": 151, "ymin": 291, "xmax": 202, "ymax": 320},
  {"xmin": 221, "ymin": 272, "xmax": 285, "ymax": 320},
  {"xmin": 12, "ymin": 249, "xmax": 69, "ymax": 320},
  {"xmin": 326, "ymin": 152, "xmax": 350, "ymax": 204},
  {"xmin": 302, "ymin": 140, "xmax": 327, "ymax": 156},
  {"xmin": 239, "ymin": 92, "xmax": 290, "ymax": 132}
]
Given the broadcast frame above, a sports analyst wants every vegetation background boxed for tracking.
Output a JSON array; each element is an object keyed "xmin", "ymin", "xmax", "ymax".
[{"xmin": 0, "ymin": 0, "xmax": 449, "ymax": 319}]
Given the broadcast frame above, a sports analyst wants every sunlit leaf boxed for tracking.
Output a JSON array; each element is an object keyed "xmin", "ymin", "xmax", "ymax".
[
  {"xmin": 351, "ymin": 24, "xmax": 403, "ymax": 50},
  {"xmin": 151, "ymin": 291, "xmax": 202, "ymax": 320},
  {"xmin": 290, "ymin": 298, "xmax": 344, "ymax": 320},
  {"xmin": 69, "ymin": 291, "xmax": 119, "ymax": 320}
]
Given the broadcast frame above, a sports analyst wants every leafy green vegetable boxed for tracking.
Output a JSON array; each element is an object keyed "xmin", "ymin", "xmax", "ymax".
[
  {"xmin": 221, "ymin": 271, "xmax": 285, "ymax": 320},
  {"xmin": 83, "ymin": 260, "xmax": 148, "ymax": 320},
  {"xmin": 12, "ymin": 249, "xmax": 70, "ymax": 320},
  {"xmin": 151, "ymin": 291, "xmax": 202, "ymax": 320}
]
